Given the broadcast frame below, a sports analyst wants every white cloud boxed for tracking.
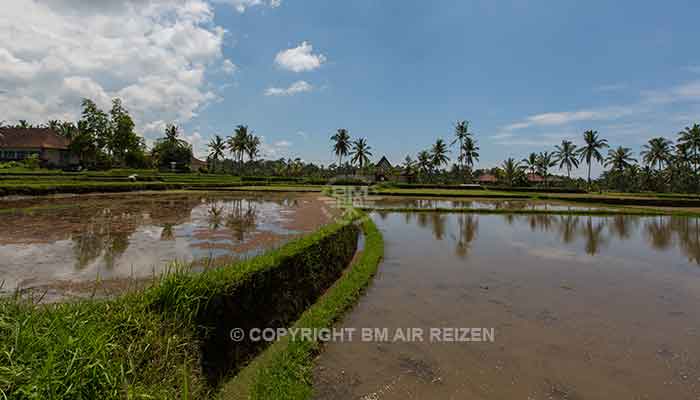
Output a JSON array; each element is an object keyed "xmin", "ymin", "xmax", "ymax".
[
  {"xmin": 274, "ymin": 41, "xmax": 326, "ymax": 72},
  {"xmin": 213, "ymin": 0, "xmax": 281, "ymax": 13},
  {"xmin": 0, "ymin": 0, "xmax": 225, "ymax": 137},
  {"xmin": 296, "ymin": 131, "xmax": 309, "ymax": 140},
  {"xmin": 221, "ymin": 59, "xmax": 237, "ymax": 75},
  {"xmin": 593, "ymin": 83, "xmax": 627, "ymax": 92},
  {"xmin": 273, "ymin": 140, "xmax": 292, "ymax": 147},
  {"xmin": 503, "ymin": 106, "xmax": 641, "ymax": 131},
  {"xmin": 265, "ymin": 80, "xmax": 313, "ymax": 96}
]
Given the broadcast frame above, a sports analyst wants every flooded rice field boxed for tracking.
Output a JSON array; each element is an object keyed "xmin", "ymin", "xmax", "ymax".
[
  {"xmin": 315, "ymin": 211, "xmax": 700, "ymax": 399},
  {"xmin": 366, "ymin": 196, "xmax": 615, "ymax": 212},
  {"xmin": 0, "ymin": 192, "xmax": 338, "ymax": 300}
]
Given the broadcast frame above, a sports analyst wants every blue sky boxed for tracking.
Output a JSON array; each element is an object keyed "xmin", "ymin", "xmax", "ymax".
[{"xmin": 3, "ymin": 1, "xmax": 700, "ymax": 177}]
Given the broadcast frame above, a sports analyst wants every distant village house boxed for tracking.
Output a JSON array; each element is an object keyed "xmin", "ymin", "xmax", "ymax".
[{"xmin": 0, "ymin": 128, "xmax": 78, "ymax": 167}]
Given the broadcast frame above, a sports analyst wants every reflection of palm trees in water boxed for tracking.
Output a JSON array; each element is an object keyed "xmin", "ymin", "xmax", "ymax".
[
  {"xmin": 453, "ymin": 214, "xmax": 479, "ymax": 259},
  {"xmin": 207, "ymin": 204, "xmax": 224, "ymax": 230},
  {"xmin": 557, "ymin": 215, "xmax": 579, "ymax": 244},
  {"xmin": 642, "ymin": 216, "xmax": 700, "ymax": 263},
  {"xmin": 608, "ymin": 215, "xmax": 637, "ymax": 240},
  {"xmin": 582, "ymin": 217, "xmax": 607, "ymax": 255},
  {"xmin": 160, "ymin": 223, "xmax": 175, "ymax": 241},
  {"xmin": 73, "ymin": 209, "xmax": 132, "ymax": 270},
  {"xmin": 225, "ymin": 199, "xmax": 258, "ymax": 242},
  {"xmin": 430, "ymin": 213, "xmax": 446, "ymax": 240}
]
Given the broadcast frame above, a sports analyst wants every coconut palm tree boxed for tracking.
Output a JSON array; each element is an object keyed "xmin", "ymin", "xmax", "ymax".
[
  {"xmin": 537, "ymin": 151, "xmax": 557, "ymax": 187},
  {"xmin": 678, "ymin": 123, "xmax": 700, "ymax": 174},
  {"xmin": 164, "ymin": 124, "xmax": 187, "ymax": 147},
  {"xmin": 554, "ymin": 140, "xmax": 579, "ymax": 179},
  {"xmin": 331, "ymin": 128, "xmax": 351, "ymax": 168},
  {"xmin": 227, "ymin": 125, "xmax": 249, "ymax": 173},
  {"xmin": 522, "ymin": 152, "xmax": 539, "ymax": 177},
  {"xmin": 500, "ymin": 157, "xmax": 521, "ymax": 187},
  {"xmin": 207, "ymin": 135, "xmax": 226, "ymax": 173},
  {"xmin": 461, "ymin": 136, "xmax": 479, "ymax": 172},
  {"xmin": 451, "ymin": 120, "xmax": 471, "ymax": 172},
  {"xmin": 577, "ymin": 130, "xmax": 609, "ymax": 186},
  {"xmin": 417, "ymin": 150, "xmax": 432, "ymax": 181},
  {"xmin": 605, "ymin": 146, "xmax": 637, "ymax": 173},
  {"xmin": 430, "ymin": 138, "xmax": 450, "ymax": 171},
  {"xmin": 350, "ymin": 138, "xmax": 372, "ymax": 172},
  {"xmin": 245, "ymin": 133, "xmax": 261, "ymax": 162},
  {"xmin": 641, "ymin": 137, "xmax": 673, "ymax": 171}
]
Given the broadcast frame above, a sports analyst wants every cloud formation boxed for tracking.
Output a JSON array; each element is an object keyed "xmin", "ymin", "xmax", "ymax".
[
  {"xmin": 265, "ymin": 80, "xmax": 313, "ymax": 96},
  {"xmin": 0, "ymin": 0, "xmax": 226, "ymax": 135},
  {"xmin": 213, "ymin": 0, "xmax": 281, "ymax": 13},
  {"xmin": 274, "ymin": 41, "xmax": 326, "ymax": 72}
]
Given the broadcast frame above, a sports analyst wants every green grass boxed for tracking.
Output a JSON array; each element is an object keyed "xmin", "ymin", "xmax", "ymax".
[
  {"xmin": 219, "ymin": 215, "xmax": 384, "ymax": 400},
  {"xmin": 0, "ymin": 209, "xmax": 366, "ymax": 399},
  {"xmin": 0, "ymin": 293, "xmax": 206, "ymax": 399}
]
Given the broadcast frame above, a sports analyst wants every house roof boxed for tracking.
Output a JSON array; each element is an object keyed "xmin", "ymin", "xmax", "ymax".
[
  {"xmin": 526, "ymin": 173, "xmax": 545, "ymax": 182},
  {"xmin": 0, "ymin": 128, "xmax": 70, "ymax": 150},
  {"xmin": 478, "ymin": 174, "xmax": 498, "ymax": 182},
  {"xmin": 376, "ymin": 156, "xmax": 392, "ymax": 170},
  {"xmin": 191, "ymin": 156, "xmax": 207, "ymax": 167}
]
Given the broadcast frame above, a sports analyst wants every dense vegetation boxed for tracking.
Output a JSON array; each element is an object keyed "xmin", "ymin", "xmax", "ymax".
[{"xmin": 5, "ymin": 98, "xmax": 700, "ymax": 193}]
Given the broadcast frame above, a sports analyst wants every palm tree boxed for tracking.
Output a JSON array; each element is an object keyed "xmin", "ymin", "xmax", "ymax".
[
  {"xmin": 245, "ymin": 133, "xmax": 261, "ymax": 162},
  {"xmin": 577, "ymin": 130, "xmax": 609, "ymax": 187},
  {"xmin": 641, "ymin": 137, "xmax": 673, "ymax": 171},
  {"xmin": 537, "ymin": 151, "xmax": 557, "ymax": 187},
  {"xmin": 451, "ymin": 120, "xmax": 471, "ymax": 173},
  {"xmin": 605, "ymin": 146, "xmax": 637, "ymax": 173},
  {"xmin": 331, "ymin": 128, "xmax": 351, "ymax": 168},
  {"xmin": 500, "ymin": 158, "xmax": 521, "ymax": 187},
  {"xmin": 164, "ymin": 124, "xmax": 187, "ymax": 147},
  {"xmin": 522, "ymin": 152, "xmax": 538, "ymax": 177},
  {"xmin": 227, "ymin": 125, "xmax": 249, "ymax": 173},
  {"xmin": 554, "ymin": 140, "xmax": 579, "ymax": 179},
  {"xmin": 417, "ymin": 150, "xmax": 432, "ymax": 181},
  {"xmin": 350, "ymin": 138, "xmax": 372, "ymax": 172},
  {"xmin": 461, "ymin": 136, "xmax": 479, "ymax": 172},
  {"xmin": 430, "ymin": 138, "xmax": 450, "ymax": 171},
  {"xmin": 207, "ymin": 135, "xmax": 226, "ymax": 173},
  {"xmin": 678, "ymin": 123, "xmax": 700, "ymax": 174}
]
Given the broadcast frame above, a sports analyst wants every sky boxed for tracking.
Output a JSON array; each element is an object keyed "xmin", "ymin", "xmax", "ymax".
[{"xmin": 2, "ymin": 0, "xmax": 700, "ymax": 177}]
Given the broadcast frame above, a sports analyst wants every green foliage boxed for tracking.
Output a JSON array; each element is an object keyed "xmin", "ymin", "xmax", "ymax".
[
  {"xmin": 152, "ymin": 124, "xmax": 193, "ymax": 170},
  {"xmin": 221, "ymin": 216, "xmax": 384, "ymax": 400}
]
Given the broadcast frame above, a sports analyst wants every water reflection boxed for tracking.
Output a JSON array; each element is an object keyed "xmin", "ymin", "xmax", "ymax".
[
  {"xmin": 0, "ymin": 192, "xmax": 334, "ymax": 299},
  {"xmin": 394, "ymin": 211, "xmax": 700, "ymax": 262}
]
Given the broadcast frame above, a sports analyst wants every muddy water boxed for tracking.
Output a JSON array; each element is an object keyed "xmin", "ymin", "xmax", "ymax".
[
  {"xmin": 315, "ymin": 212, "xmax": 700, "ymax": 399},
  {"xmin": 0, "ymin": 192, "xmax": 338, "ymax": 300}
]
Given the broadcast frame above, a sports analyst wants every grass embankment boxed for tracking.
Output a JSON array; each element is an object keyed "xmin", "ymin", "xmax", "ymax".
[
  {"xmin": 220, "ymin": 216, "xmax": 384, "ymax": 400},
  {"xmin": 0, "ymin": 211, "xmax": 364, "ymax": 399},
  {"xmin": 0, "ymin": 171, "xmax": 330, "ymax": 196},
  {"xmin": 371, "ymin": 187, "xmax": 700, "ymax": 209}
]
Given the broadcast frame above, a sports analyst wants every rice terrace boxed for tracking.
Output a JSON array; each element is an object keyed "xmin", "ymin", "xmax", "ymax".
[{"xmin": 2, "ymin": 1, "xmax": 700, "ymax": 399}]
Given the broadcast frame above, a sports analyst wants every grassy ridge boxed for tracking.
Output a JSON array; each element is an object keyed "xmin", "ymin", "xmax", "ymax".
[
  {"xmin": 220, "ymin": 215, "xmax": 384, "ymax": 400},
  {"xmin": 0, "ymin": 211, "xmax": 364, "ymax": 399}
]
